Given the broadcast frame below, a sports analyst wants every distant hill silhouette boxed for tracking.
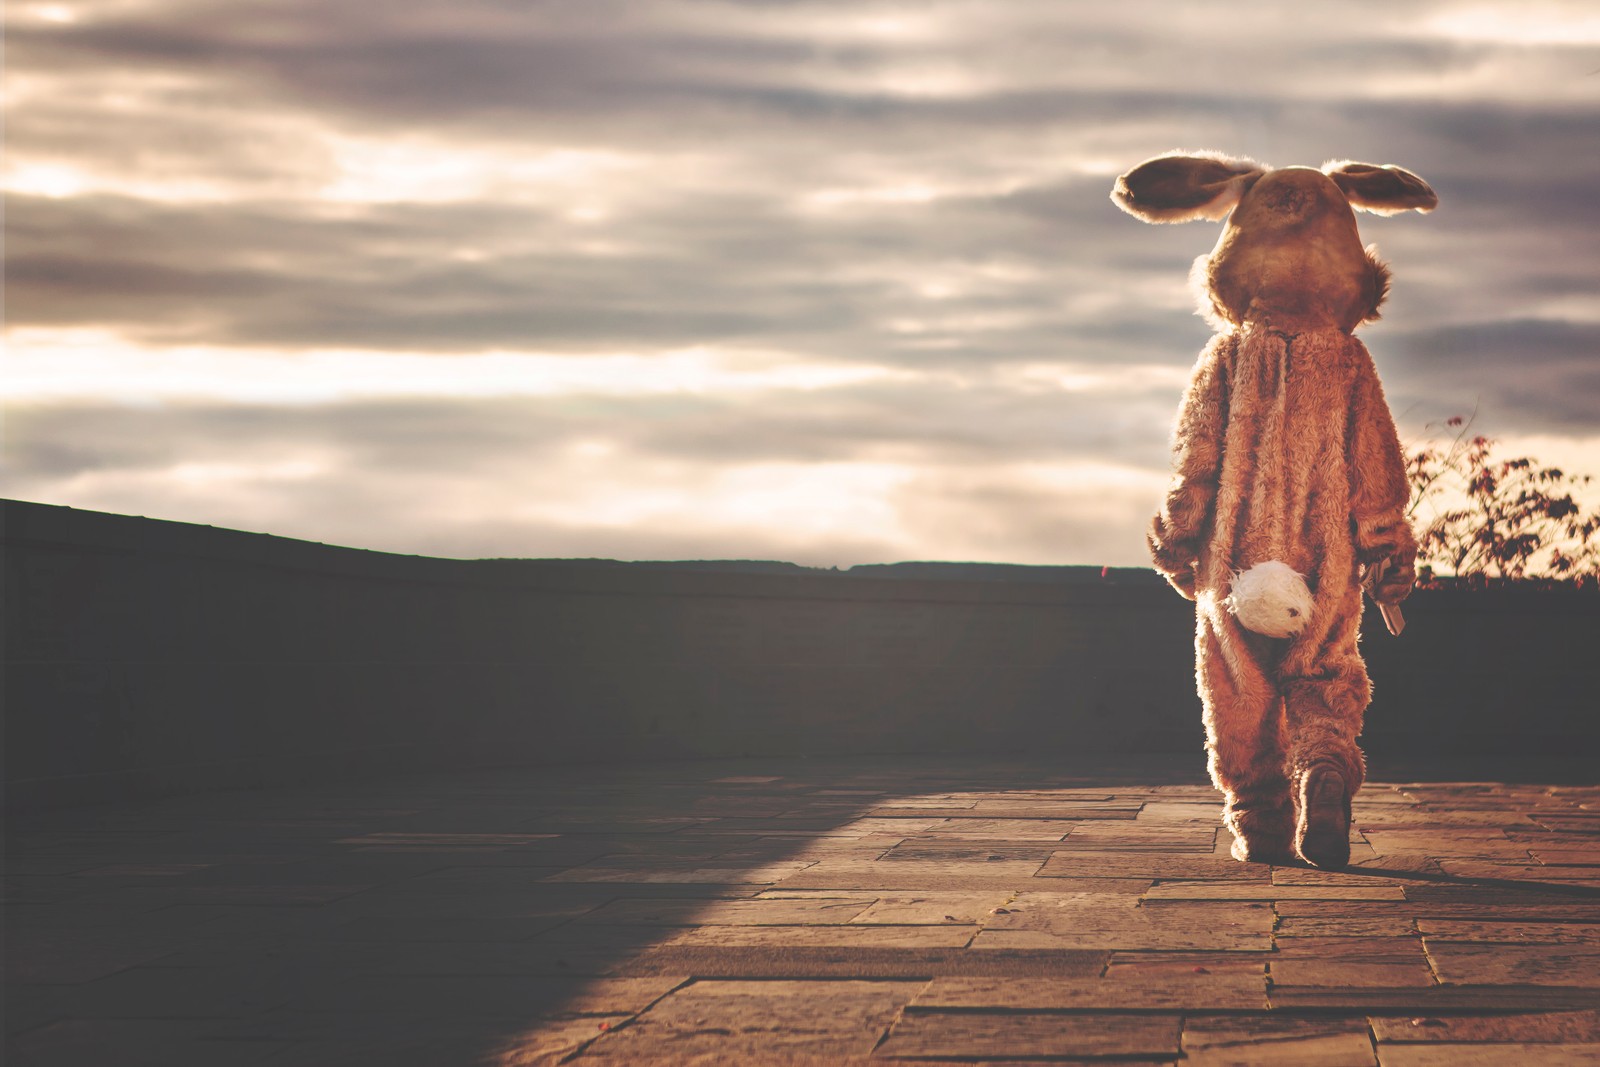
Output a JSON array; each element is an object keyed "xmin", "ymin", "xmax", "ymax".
[
  {"xmin": 492, "ymin": 559, "xmax": 1165, "ymax": 584},
  {"xmin": 6, "ymin": 498, "xmax": 1595, "ymax": 811}
]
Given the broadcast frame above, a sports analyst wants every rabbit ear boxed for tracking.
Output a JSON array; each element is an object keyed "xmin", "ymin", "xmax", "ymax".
[
  {"xmin": 1111, "ymin": 152, "xmax": 1268, "ymax": 223},
  {"xmin": 1322, "ymin": 161, "xmax": 1437, "ymax": 215}
]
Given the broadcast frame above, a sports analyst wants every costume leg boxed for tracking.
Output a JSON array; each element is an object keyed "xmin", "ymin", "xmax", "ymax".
[
  {"xmin": 1282, "ymin": 602, "xmax": 1370, "ymax": 868},
  {"xmin": 1196, "ymin": 613, "xmax": 1293, "ymax": 861}
]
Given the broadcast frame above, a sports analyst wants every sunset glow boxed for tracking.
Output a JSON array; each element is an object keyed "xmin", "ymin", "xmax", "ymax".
[{"xmin": 5, "ymin": 0, "xmax": 1597, "ymax": 565}]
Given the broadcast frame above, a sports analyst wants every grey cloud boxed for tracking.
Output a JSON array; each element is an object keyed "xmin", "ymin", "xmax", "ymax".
[
  {"xmin": 6, "ymin": 0, "xmax": 1599, "ymax": 563},
  {"xmin": 1386, "ymin": 319, "xmax": 1600, "ymax": 435},
  {"xmin": 5, "ymin": 398, "xmax": 577, "ymax": 482},
  {"xmin": 12, "ymin": 2, "xmax": 1591, "ymax": 173},
  {"xmin": 5, "ymin": 2, "xmax": 1499, "ymax": 137},
  {"xmin": 2, "ymin": 390, "xmax": 1176, "ymax": 564},
  {"xmin": 10, "ymin": 115, "xmax": 1593, "ymax": 404},
  {"xmin": 614, "ymin": 382, "xmax": 1182, "ymax": 469},
  {"xmin": 6, "ymin": 181, "xmax": 1194, "ymax": 367},
  {"xmin": 4, "ymin": 370, "xmax": 1181, "ymax": 482}
]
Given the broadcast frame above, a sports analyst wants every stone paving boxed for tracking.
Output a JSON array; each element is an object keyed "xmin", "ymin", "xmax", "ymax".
[{"xmin": 5, "ymin": 756, "xmax": 1599, "ymax": 1065}]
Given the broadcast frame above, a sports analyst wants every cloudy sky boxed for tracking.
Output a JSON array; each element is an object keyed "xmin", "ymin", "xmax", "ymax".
[{"xmin": 5, "ymin": 1, "xmax": 1598, "ymax": 566}]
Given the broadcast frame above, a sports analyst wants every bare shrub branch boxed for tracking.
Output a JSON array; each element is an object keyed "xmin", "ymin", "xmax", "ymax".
[{"xmin": 1406, "ymin": 415, "xmax": 1600, "ymax": 589}]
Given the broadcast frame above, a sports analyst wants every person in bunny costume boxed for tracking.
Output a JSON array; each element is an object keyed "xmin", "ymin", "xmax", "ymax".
[{"xmin": 1112, "ymin": 152, "xmax": 1431, "ymax": 867}]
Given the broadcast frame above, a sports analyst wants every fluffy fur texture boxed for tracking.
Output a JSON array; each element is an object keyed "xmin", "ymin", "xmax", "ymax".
[
  {"xmin": 1322, "ymin": 161, "xmax": 1439, "ymax": 216},
  {"xmin": 1225, "ymin": 561, "xmax": 1314, "ymax": 638},
  {"xmin": 1112, "ymin": 151, "xmax": 1267, "ymax": 223},
  {"xmin": 1115, "ymin": 152, "xmax": 1427, "ymax": 867}
]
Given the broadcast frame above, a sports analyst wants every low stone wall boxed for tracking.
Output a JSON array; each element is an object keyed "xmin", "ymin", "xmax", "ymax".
[{"xmin": 5, "ymin": 499, "xmax": 1595, "ymax": 808}]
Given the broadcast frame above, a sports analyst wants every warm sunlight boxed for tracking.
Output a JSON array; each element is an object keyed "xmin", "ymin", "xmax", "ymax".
[
  {"xmin": 1, "ymin": 330, "xmax": 910, "ymax": 404},
  {"xmin": 318, "ymin": 140, "xmax": 644, "ymax": 205},
  {"xmin": 1422, "ymin": 5, "xmax": 1600, "ymax": 44},
  {"xmin": 6, "ymin": 0, "xmax": 1596, "ymax": 568}
]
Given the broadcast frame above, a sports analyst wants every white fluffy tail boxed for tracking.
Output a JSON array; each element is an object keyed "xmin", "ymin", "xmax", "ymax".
[{"xmin": 1225, "ymin": 561, "xmax": 1313, "ymax": 638}]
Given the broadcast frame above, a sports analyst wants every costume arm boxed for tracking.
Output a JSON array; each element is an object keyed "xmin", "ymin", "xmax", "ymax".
[
  {"xmin": 1149, "ymin": 344, "xmax": 1227, "ymax": 600},
  {"xmin": 1348, "ymin": 356, "xmax": 1417, "ymax": 601}
]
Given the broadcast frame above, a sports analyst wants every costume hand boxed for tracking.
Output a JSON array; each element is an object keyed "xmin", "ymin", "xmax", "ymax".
[
  {"xmin": 1372, "ymin": 554, "xmax": 1416, "ymax": 602},
  {"xmin": 1166, "ymin": 564, "xmax": 1198, "ymax": 601}
]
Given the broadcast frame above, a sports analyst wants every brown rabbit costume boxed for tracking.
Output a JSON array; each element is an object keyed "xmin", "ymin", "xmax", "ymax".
[{"xmin": 1112, "ymin": 152, "xmax": 1431, "ymax": 867}]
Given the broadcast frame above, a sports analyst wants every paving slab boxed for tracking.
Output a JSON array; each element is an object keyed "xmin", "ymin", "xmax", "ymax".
[
  {"xmin": 609, "ymin": 944, "xmax": 1110, "ymax": 979},
  {"xmin": 1269, "ymin": 986, "xmax": 1600, "ymax": 1011},
  {"xmin": 1423, "ymin": 944, "xmax": 1600, "ymax": 987},
  {"xmin": 1275, "ymin": 899, "xmax": 1600, "ymax": 922},
  {"xmin": 6, "ymin": 756, "xmax": 1599, "ymax": 1065},
  {"xmin": 573, "ymin": 979, "xmax": 920, "ymax": 1062},
  {"xmin": 1038, "ymin": 852, "xmax": 1271, "ymax": 881},
  {"xmin": 912, "ymin": 958, "xmax": 1268, "ymax": 1011},
  {"xmin": 573, "ymin": 896, "xmax": 877, "ymax": 926},
  {"xmin": 847, "ymin": 892, "xmax": 1015, "ymax": 925},
  {"xmin": 772, "ymin": 858, "xmax": 1046, "ymax": 890},
  {"xmin": 974, "ymin": 898, "xmax": 1274, "ymax": 951},
  {"xmin": 1361, "ymin": 830, "xmax": 1534, "ymax": 860},
  {"xmin": 1058, "ymin": 821, "xmax": 1221, "ymax": 851},
  {"xmin": 1374, "ymin": 1044, "xmax": 1600, "ymax": 1066},
  {"xmin": 1269, "ymin": 936, "xmax": 1436, "ymax": 987},
  {"xmin": 657, "ymin": 923, "xmax": 977, "ymax": 949},
  {"xmin": 1182, "ymin": 1015, "xmax": 1376, "ymax": 1067},
  {"xmin": 1272, "ymin": 863, "xmax": 1439, "ymax": 884},
  {"xmin": 1437, "ymin": 861, "xmax": 1600, "ymax": 885},
  {"xmin": 876, "ymin": 1011, "xmax": 1183, "ymax": 1060},
  {"xmin": 920, "ymin": 818, "xmax": 1086, "ymax": 839},
  {"xmin": 1534, "ymin": 849, "xmax": 1600, "ymax": 866},
  {"xmin": 1275, "ymin": 915, "xmax": 1420, "ymax": 938},
  {"xmin": 1143, "ymin": 881, "xmax": 1406, "ymax": 901},
  {"xmin": 1418, "ymin": 920, "xmax": 1600, "ymax": 945},
  {"xmin": 1371, "ymin": 1009, "xmax": 1600, "ymax": 1044},
  {"xmin": 869, "ymin": 805, "xmax": 1140, "ymax": 820}
]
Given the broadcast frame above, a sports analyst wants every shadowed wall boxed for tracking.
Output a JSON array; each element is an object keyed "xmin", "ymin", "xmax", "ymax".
[{"xmin": 5, "ymin": 499, "xmax": 1595, "ymax": 809}]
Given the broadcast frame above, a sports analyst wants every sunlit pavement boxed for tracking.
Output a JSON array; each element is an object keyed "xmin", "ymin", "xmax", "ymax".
[{"xmin": 5, "ymin": 756, "xmax": 1598, "ymax": 1065}]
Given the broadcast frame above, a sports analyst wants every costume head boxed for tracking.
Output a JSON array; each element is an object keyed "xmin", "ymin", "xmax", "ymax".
[{"xmin": 1111, "ymin": 152, "xmax": 1436, "ymax": 332}]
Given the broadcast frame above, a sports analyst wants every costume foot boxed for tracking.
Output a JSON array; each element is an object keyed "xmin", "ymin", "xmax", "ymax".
[
  {"xmin": 1229, "ymin": 835, "xmax": 1294, "ymax": 864},
  {"xmin": 1225, "ymin": 798, "xmax": 1295, "ymax": 865},
  {"xmin": 1296, "ymin": 764, "xmax": 1352, "ymax": 869}
]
